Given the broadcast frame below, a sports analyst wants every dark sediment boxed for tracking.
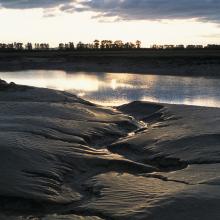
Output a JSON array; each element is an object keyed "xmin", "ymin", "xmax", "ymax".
[
  {"xmin": 0, "ymin": 49, "xmax": 220, "ymax": 76},
  {"xmin": 1, "ymin": 80, "xmax": 220, "ymax": 219}
]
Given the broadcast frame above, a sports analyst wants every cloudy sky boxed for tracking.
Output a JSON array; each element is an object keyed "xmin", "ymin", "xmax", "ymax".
[{"xmin": 0, "ymin": 0, "xmax": 220, "ymax": 47}]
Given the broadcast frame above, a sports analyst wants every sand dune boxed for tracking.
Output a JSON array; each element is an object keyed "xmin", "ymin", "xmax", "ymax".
[{"xmin": 1, "ymin": 79, "xmax": 220, "ymax": 219}]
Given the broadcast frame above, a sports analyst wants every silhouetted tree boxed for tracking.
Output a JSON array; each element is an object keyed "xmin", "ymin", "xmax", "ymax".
[
  {"xmin": 35, "ymin": 43, "xmax": 40, "ymax": 50},
  {"xmin": 94, "ymin": 40, "xmax": 100, "ymax": 49},
  {"xmin": 206, "ymin": 44, "xmax": 220, "ymax": 49},
  {"xmin": 77, "ymin": 41, "xmax": 85, "ymax": 50},
  {"xmin": 175, "ymin": 45, "xmax": 185, "ymax": 49},
  {"xmin": 25, "ymin": 43, "xmax": 33, "ymax": 50},
  {"xmin": 107, "ymin": 40, "xmax": 113, "ymax": 49},
  {"xmin": 163, "ymin": 45, "xmax": 175, "ymax": 49},
  {"xmin": 114, "ymin": 40, "xmax": 124, "ymax": 49},
  {"xmin": 39, "ymin": 43, "xmax": 49, "ymax": 50},
  {"xmin": 186, "ymin": 45, "xmax": 203, "ymax": 49},
  {"xmin": 151, "ymin": 44, "xmax": 163, "ymax": 49},
  {"xmin": 14, "ymin": 42, "xmax": 23, "ymax": 50},
  {"xmin": 59, "ymin": 43, "xmax": 64, "ymax": 50},
  {"xmin": 136, "ymin": 40, "xmax": 141, "ymax": 49},
  {"xmin": 0, "ymin": 43, "xmax": 7, "ymax": 49},
  {"xmin": 100, "ymin": 40, "xmax": 106, "ymax": 49},
  {"xmin": 124, "ymin": 42, "xmax": 136, "ymax": 49},
  {"xmin": 65, "ymin": 44, "xmax": 69, "ymax": 49},
  {"xmin": 69, "ymin": 42, "xmax": 75, "ymax": 50},
  {"xmin": 7, "ymin": 44, "xmax": 14, "ymax": 50}
]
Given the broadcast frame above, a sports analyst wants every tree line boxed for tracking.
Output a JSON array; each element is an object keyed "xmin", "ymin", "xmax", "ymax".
[
  {"xmin": 0, "ymin": 40, "xmax": 141, "ymax": 51},
  {"xmin": 0, "ymin": 41, "xmax": 220, "ymax": 51},
  {"xmin": 151, "ymin": 44, "xmax": 220, "ymax": 49},
  {"xmin": 0, "ymin": 42, "xmax": 50, "ymax": 50}
]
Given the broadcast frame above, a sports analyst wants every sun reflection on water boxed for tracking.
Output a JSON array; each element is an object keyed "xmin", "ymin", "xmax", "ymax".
[{"xmin": 1, "ymin": 70, "xmax": 220, "ymax": 108}]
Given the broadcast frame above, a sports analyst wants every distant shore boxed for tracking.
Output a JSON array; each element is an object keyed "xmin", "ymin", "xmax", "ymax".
[{"xmin": 0, "ymin": 49, "xmax": 220, "ymax": 76}]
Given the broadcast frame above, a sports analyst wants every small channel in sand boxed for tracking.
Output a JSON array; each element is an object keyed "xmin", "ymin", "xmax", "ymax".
[{"xmin": 1, "ymin": 70, "xmax": 220, "ymax": 107}]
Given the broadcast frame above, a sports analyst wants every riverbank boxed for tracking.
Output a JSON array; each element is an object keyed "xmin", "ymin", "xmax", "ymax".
[
  {"xmin": 0, "ymin": 49, "xmax": 220, "ymax": 76},
  {"xmin": 1, "ymin": 79, "xmax": 220, "ymax": 219}
]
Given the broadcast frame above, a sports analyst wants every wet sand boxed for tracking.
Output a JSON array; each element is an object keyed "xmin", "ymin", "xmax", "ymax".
[{"xmin": 1, "ymin": 79, "xmax": 220, "ymax": 219}]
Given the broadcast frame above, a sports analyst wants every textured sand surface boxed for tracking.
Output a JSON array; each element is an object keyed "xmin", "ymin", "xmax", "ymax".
[{"xmin": 1, "ymin": 79, "xmax": 220, "ymax": 219}]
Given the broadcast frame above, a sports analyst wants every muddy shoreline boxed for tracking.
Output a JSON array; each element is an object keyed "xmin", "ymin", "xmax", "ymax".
[
  {"xmin": 0, "ymin": 50, "xmax": 220, "ymax": 76},
  {"xmin": 1, "ymin": 79, "xmax": 220, "ymax": 219}
]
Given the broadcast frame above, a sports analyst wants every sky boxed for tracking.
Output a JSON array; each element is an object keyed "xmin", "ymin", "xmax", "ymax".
[{"xmin": 0, "ymin": 0, "xmax": 220, "ymax": 47}]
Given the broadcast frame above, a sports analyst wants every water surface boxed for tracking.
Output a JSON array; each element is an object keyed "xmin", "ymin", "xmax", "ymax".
[{"xmin": 1, "ymin": 70, "xmax": 220, "ymax": 107}]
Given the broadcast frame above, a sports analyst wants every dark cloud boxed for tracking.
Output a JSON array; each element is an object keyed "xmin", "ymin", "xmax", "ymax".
[
  {"xmin": 0, "ymin": 0, "xmax": 220, "ymax": 23},
  {"xmin": 0, "ymin": 0, "xmax": 73, "ymax": 9},
  {"xmin": 73, "ymin": 0, "xmax": 220, "ymax": 23}
]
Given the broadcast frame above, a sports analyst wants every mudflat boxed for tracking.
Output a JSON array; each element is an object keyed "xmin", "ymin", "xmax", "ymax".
[
  {"xmin": 0, "ymin": 49, "xmax": 220, "ymax": 76},
  {"xmin": 1, "ymin": 79, "xmax": 220, "ymax": 219}
]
